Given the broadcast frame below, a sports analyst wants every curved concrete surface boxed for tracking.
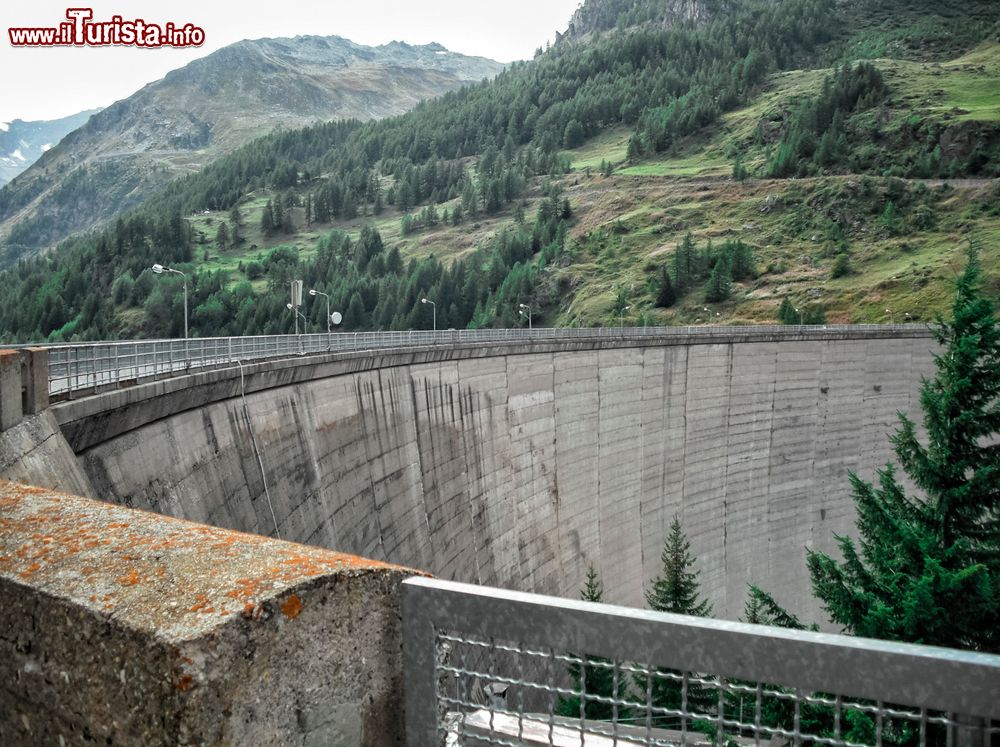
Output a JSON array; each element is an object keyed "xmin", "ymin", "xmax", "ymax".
[{"xmin": 51, "ymin": 329, "xmax": 937, "ymax": 621}]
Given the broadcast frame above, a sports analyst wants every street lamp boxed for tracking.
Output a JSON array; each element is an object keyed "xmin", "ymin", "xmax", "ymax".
[
  {"xmin": 620, "ymin": 305, "xmax": 631, "ymax": 328},
  {"xmin": 286, "ymin": 303, "xmax": 308, "ymax": 334},
  {"xmin": 421, "ymin": 298, "xmax": 436, "ymax": 332},
  {"xmin": 151, "ymin": 264, "xmax": 188, "ymax": 339},
  {"xmin": 519, "ymin": 303, "xmax": 532, "ymax": 330},
  {"xmin": 310, "ymin": 288, "xmax": 334, "ymax": 349},
  {"xmin": 309, "ymin": 289, "xmax": 331, "ymax": 334},
  {"xmin": 886, "ymin": 308, "xmax": 894, "ymax": 324},
  {"xmin": 794, "ymin": 307, "xmax": 803, "ymax": 325}
]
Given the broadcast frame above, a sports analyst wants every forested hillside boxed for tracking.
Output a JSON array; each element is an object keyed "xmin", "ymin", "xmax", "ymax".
[{"xmin": 0, "ymin": 0, "xmax": 997, "ymax": 342}]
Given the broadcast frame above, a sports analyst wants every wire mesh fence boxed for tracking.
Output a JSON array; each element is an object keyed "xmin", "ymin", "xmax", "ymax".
[
  {"xmin": 436, "ymin": 631, "xmax": 994, "ymax": 747},
  {"xmin": 402, "ymin": 579, "xmax": 1000, "ymax": 747}
]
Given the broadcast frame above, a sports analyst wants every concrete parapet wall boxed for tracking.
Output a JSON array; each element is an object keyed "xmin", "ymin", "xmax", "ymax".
[
  {"xmin": 0, "ymin": 350, "xmax": 21, "ymax": 431},
  {"xmin": 0, "ymin": 481, "xmax": 415, "ymax": 746},
  {"xmin": 55, "ymin": 330, "xmax": 939, "ymax": 622},
  {"xmin": 0, "ymin": 348, "xmax": 50, "ymax": 432}
]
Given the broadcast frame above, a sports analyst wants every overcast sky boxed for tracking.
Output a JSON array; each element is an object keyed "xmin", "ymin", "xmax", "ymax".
[{"xmin": 1, "ymin": 0, "xmax": 581, "ymax": 124}]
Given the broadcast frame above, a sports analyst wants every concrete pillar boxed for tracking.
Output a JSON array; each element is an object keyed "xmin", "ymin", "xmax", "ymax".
[
  {"xmin": 20, "ymin": 347, "xmax": 49, "ymax": 415},
  {"xmin": 0, "ymin": 350, "xmax": 22, "ymax": 431}
]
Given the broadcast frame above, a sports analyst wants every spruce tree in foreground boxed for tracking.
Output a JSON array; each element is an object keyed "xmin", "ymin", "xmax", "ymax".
[
  {"xmin": 642, "ymin": 518, "xmax": 713, "ymax": 727},
  {"xmin": 647, "ymin": 518, "xmax": 713, "ymax": 616},
  {"xmin": 808, "ymin": 243, "xmax": 1000, "ymax": 652},
  {"xmin": 555, "ymin": 566, "xmax": 625, "ymax": 721}
]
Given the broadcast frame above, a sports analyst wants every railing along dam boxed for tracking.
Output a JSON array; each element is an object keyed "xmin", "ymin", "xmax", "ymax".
[{"xmin": 23, "ymin": 324, "xmax": 938, "ymax": 622}]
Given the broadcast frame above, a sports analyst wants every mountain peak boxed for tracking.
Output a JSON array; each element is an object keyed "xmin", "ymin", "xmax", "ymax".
[{"xmin": 0, "ymin": 35, "xmax": 503, "ymax": 257}]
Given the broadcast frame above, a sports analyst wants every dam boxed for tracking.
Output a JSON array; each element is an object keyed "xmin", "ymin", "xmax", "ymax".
[{"xmin": 4, "ymin": 325, "xmax": 939, "ymax": 621}]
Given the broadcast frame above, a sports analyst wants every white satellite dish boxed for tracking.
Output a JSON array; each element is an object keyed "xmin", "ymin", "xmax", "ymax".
[{"xmin": 331, "ymin": 311, "xmax": 343, "ymax": 326}]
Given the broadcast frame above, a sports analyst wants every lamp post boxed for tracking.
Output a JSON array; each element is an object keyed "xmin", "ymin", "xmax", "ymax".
[
  {"xmin": 310, "ymin": 288, "xmax": 332, "ymax": 348},
  {"xmin": 421, "ymin": 298, "xmax": 436, "ymax": 332},
  {"xmin": 310, "ymin": 289, "xmax": 331, "ymax": 333},
  {"xmin": 151, "ymin": 264, "xmax": 188, "ymax": 339},
  {"xmin": 519, "ymin": 303, "xmax": 532, "ymax": 330},
  {"xmin": 886, "ymin": 308, "xmax": 894, "ymax": 324},
  {"xmin": 795, "ymin": 307, "xmax": 803, "ymax": 326},
  {"xmin": 620, "ymin": 305, "xmax": 630, "ymax": 328},
  {"xmin": 286, "ymin": 303, "xmax": 308, "ymax": 334}
]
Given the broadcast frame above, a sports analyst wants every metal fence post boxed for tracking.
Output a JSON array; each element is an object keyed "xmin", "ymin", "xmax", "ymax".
[{"xmin": 402, "ymin": 580, "xmax": 442, "ymax": 747}]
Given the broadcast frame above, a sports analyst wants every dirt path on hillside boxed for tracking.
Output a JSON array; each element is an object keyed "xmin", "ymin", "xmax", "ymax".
[{"xmin": 565, "ymin": 174, "xmax": 995, "ymax": 199}]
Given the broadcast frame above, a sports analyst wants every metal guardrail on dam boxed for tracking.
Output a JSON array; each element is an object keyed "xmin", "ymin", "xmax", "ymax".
[
  {"xmin": 34, "ymin": 324, "xmax": 932, "ymax": 398},
  {"xmin": 402, "ymin": 578, "xmax": 1000, "ymax": 747}
]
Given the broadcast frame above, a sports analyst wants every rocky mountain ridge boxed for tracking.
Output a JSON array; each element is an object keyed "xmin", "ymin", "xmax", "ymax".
[{"xmin": 0, "ymin": 35, "xmax": 502, "ymax": 262}]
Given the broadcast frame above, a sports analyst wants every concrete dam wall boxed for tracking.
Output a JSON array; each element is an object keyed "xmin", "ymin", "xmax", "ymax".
[{"xmin": 52, "ymin": 330, "xmax": 937, "ymax": 622}]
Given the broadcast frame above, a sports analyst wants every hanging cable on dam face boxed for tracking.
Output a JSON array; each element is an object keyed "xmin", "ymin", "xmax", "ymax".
[{"xmin": 236, "ymin": 360, "xmax": 281, "ymax": 540}]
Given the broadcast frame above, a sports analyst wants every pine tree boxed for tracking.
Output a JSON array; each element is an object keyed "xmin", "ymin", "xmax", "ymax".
[
  {"xmin": 732, "ymin": 153, "xmax": 748, "ymax": 181},
  {"xmin": 272, "ymin": 196, "xmax": 285, "ymax": 233},
  {"xmin": 343, "ymin": 292, "xmax": 366, "ymax": 330},
  {"xmin": 743, "ymin": 585, "xmax": 810, "ymax": 629},
  {"xmin": 807, "ymin": 244, "xmax": 1000, "ymax": 652},
  {"xmin": 462, "ymin": 179, "xmax": 478, "ymax": 216},
  {"xmin": 563, "ymin": 119, "xmax": 585, "ymax": 149},
  {"xmin": 215, "ymin": 221, "xmax": 229, "ymax": 250},
  {"xmin": 673, "ymin": 233, "xmax": 697, "ymax": 292},
  {"xmin": 397, "ymin": 180, "xmax": 413, "ymax": 213},
  {"xmin": 656, "ymin": 266, "xmax": 676, "ymax": 308},
  {"xmin": 555, "ymin": 566, "xmax": 626, "ymax": 721},
  {"xmin": 627, "ymin": 134, "xmax": 644, "ymax": 161},
  {"xmin": 260, "ymin": 200, "xmax": 275, "ymax": 236},
  {"xmin": 778, "ymin": 297, "xmax": 798, "ymax": 325},
  {"xmin": 643, "ymin": 518, "xmax": 713, "ymax": 727},
  {"xmin": 647, "ymin": 518, "xmax": 713, "ymax": 616},
  {"xmin": 704, "ymin": 257, "xmax": 732, "ymax": 303},
  {"xmin": 728, "ymin": 240, "xmax": 756, "ymax": 281},
  {"xmin": 880, "ymin": 200, "xmax": 902, "ymax": 236}
]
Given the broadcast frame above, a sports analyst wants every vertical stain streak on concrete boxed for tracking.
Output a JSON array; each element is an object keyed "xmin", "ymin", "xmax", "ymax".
[
  {"xmin": 458, "ymin": 381, "xmax": 483, "ymax": 586},
  {"xmin": 409, "ymin": 373, "xmax": 435, "ymax": 574},
  {"xmin": 721, "ymin": 344, "xmax": 733, "ymax": 587},
  {"xmin": 594, "ymin": 350, "xmax": 602, "ymax": 599}
]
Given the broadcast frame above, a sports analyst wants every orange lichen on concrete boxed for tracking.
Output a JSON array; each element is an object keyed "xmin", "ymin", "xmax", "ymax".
[
  {"xmin": 280, "ymin": 594, "xmax": 303, "ymax": 619},
  {"xmin": 0, "ymin": 479, "xmax": 419, "ymax": 641},
  {"xmin": 18, "ymin": 561, "xmax": 41, "ymax": 579},
  {"xmin": 226, "ymin": 577, "xmax": 263, "ymax": 603},
  {"xmin": 117, "ymin": 569, "xmax": 141, "ymax": 586}
]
